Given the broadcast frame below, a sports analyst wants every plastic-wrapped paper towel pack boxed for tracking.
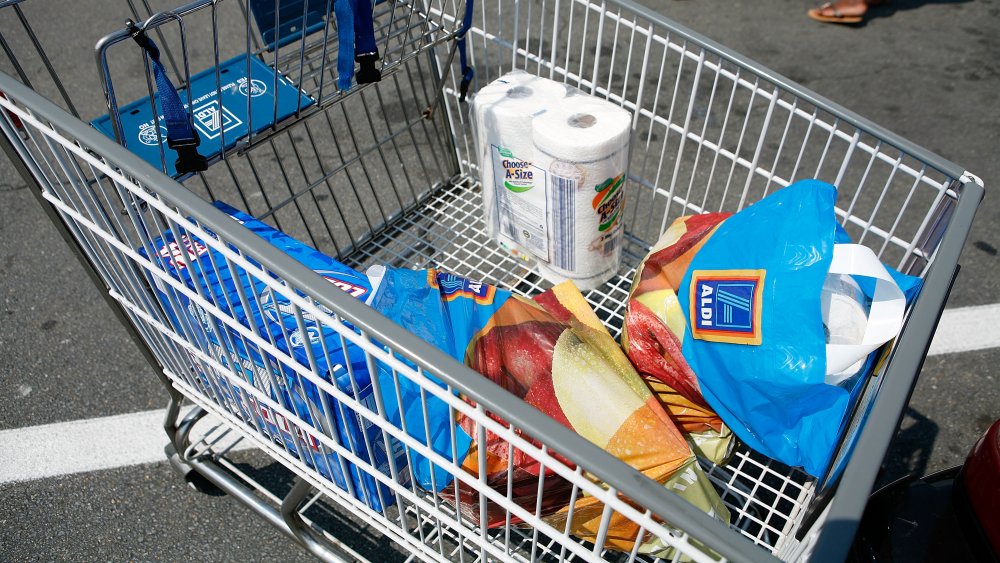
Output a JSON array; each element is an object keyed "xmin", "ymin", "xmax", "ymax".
[
  {"xmin": 472, "ymin": 71, "xmax": 567, "ymax": 246},
  {"xmin": 472, "ymin": 71, "xmax": 632, "ymax": 290}
]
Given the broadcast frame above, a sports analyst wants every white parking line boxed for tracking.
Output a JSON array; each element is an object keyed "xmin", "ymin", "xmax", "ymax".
[
  {"xmin": 0, "ymin": 407, "xmax": 250, "ymax": 484},
  {"xmin": 1, "ymin": 303, "xmax": 996, "ymax": 485},
  {"xmin": 927, "ymin": 303, "xmax": 1000, "ymax": 357}
]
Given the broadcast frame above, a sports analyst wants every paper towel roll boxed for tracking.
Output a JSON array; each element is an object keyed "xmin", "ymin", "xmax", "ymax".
[
  {"xmin": 472, "ymin": 72, "xmax": 567, "ymax": 249},
  {"xmin": 531, "ymin": 95, "xmax": 632, "ymax": 290}
]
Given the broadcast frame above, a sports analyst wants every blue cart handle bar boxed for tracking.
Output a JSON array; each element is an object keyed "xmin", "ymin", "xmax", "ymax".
[{"xmin": 126, "ymin": 20, "xmax": 208, "ymax": 175}]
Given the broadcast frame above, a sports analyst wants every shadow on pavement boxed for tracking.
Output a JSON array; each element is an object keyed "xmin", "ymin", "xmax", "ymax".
[
  {"xmin": 873, "ymin": 0, "xmax": 974, "ymax": 19},
  {"xmin": 878, "ymin": 406, "xmax": 939, "ymax": 487}
]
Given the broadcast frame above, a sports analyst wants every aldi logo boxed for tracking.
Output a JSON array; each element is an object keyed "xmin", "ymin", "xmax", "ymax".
[
  {"xmin": 429, "ymin": 270, "xmax": 496, "ymax": 305},
  {"xmin": 690, "ymin": 269, "xmax": 765, "ymax": 345},
  {"xmin": 191, "ymin": 100, "xmax": 242, "ymax": 140}
]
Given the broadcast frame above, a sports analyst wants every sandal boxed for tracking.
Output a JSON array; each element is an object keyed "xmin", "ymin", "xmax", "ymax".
[{"xmin": 807, "ymin": 1, "xmax": 866, "ymax": 24}]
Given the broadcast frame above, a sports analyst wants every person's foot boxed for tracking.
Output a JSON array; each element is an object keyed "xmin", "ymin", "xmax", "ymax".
[{"xmin": 807, "ymin": 0, "xmax": 871, "ymax": 24}]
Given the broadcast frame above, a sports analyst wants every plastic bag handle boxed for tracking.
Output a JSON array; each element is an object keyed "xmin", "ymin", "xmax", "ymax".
[{"xmin": 825, "ymin": 244, "xmax": 906, "ymax": 376}]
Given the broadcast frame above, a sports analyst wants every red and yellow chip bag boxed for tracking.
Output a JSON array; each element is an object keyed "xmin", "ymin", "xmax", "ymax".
[
  {"xmin": 368, "ymin": 266, "xmax": 728, "ymax": 554},
  {"xmin": 456, "ymin": 281, "xmax": 729, "ymax": 552},
  {"xmin": 622, "ymin": 213, "xmax": 735, "ymax": 462}
]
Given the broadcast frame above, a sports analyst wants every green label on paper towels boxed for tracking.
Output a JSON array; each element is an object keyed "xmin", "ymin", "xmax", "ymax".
[{"xmin": 503, "ymin": 181, "xmax": 534, "ymax": 193}]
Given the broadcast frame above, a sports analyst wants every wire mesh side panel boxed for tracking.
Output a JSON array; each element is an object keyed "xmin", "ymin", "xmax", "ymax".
[
  {"xmin": 0, "ymin": 1, "xmax": 96, "ymax": 118},
  {"xmin": 80, "ymin": 0, "xmax": 468, "ymax": 264},
  {"xmin": 177, "ymin": 54, "xmax": 461, "ymax": 262},
  {"xmin": 0, "ymin": 83, "xmax": 741, "ymax": 563},
  {"xmin": 0, "ymin": 0, "xmax": 465, "ymax": 143},
  {"xmin": 442, "ymin": 0, "xmax": 960, "ymax": 276},
  {"xmin": 96, "ymin": 0, "xmax": 466, "ymax": 139},
  {"xmin": 1, "ymin": 0, "xmax": 470, "ymax": 264}
]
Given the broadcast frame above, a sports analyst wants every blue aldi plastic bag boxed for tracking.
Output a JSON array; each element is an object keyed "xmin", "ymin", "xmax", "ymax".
[{"xmin": 676, "ymin": 180, "xmax": 921, "ymax": 477}]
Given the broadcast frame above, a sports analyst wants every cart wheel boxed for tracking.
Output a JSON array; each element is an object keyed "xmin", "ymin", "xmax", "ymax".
[{"xmin": 164, "ymin": 443, "xmax": 224, "ymax": 496}]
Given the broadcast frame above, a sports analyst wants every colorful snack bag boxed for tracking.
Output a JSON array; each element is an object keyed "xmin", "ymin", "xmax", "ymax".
[
  {"xmin": 366, "ymin": 266, "xmax": 729, "ymax": 554},
  {"xmin": 622, "ymin": 213, "xmax": 735, "ymax": 464}
]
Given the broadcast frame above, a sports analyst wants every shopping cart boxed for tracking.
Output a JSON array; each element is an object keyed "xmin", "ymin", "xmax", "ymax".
[{"xmin": 0, "ymin": 0, "xmax": 984, "ymax": 561}]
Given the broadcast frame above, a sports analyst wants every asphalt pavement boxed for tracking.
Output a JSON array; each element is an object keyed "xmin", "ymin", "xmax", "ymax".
[{"xmin": 1, "ymin": 0, "xmax": 998, "ymax": 560}]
